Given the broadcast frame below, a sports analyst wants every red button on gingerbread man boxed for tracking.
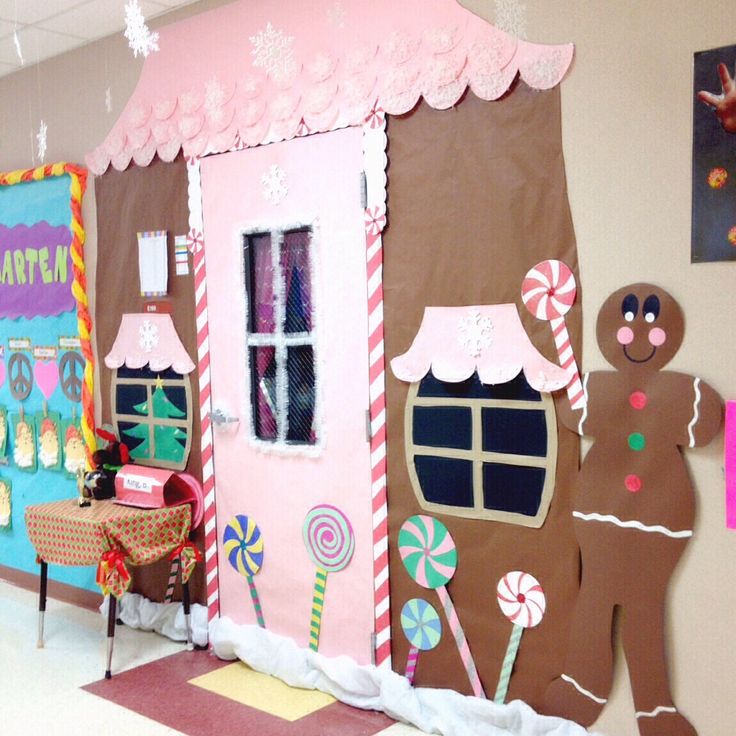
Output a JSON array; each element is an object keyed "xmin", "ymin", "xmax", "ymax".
[{"xmin": 544, "ymin": 284, "xmax": 722, "ymax": 736}]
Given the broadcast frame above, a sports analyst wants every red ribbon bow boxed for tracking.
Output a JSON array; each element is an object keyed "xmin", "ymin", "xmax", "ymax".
[
  {"xmin": 96, "ymin": 550, "xmax": 131, "ymax": 599},
  {"xmin": 169, "ymin": 541, "xmax": 203, "ymax": 563},
  {"xmin": 169, "ymin": 541, "xmax": 203, "ymax": 585}
]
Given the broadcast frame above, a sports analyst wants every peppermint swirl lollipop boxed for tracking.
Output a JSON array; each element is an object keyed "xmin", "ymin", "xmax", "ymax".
[
  {"xmin": 302, "ymin": 504, "xmax": 355, "ymax": 651},
  {"xmin": 401, "ymin": 598, "xmax": 442, "ymax": 685},
  {"xmin": 223, "ymin": 515, "xmax": 266, "ymax": 628},
  {"xmin": 521, "ymin": 259, "xmax": 585, "ymax": 410},
  {"xmin": 494, "ymin": 571, "xmax": 547, "ymax": 704},
  {"xmin": 398, "ymin": 515, "xmax": 486, "ymax": 699}
]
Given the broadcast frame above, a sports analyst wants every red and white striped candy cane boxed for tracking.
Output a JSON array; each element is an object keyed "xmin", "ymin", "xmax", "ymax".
[{"xmin": 521, "ymin": 259, "xmax": 585, "ymax": 410}]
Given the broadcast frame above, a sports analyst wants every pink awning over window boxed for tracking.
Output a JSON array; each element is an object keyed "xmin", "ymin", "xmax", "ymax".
[
  {"xmin": 86, "ymin": 0, "xmax": 573, "ymax": 175},
  {"xmin": 390, "ymin": 305, "xmax": 569, "ymax": 392},
  {"xmin": 104, "ymin": 313, "xmax": 195, "ymax": 375}
]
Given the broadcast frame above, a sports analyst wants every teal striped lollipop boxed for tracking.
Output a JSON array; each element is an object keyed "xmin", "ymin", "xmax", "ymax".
[{"xmin": 401, "ymin": 598, "xmax": 441, "ymax": 684}]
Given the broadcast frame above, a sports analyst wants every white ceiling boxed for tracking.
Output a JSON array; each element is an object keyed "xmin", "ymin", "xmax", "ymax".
[{"xmin": 0, "ymin": 0, "xmax": 199, "ymax": 78}]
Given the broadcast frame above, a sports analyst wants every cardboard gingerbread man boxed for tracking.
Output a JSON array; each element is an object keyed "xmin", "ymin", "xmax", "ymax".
[{"xmin": 544, "ymin": 284, "xmax": 722, "ymax": 736}]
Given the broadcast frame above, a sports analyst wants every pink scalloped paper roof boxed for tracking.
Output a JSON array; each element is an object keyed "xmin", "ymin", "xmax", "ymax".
[
  {"xmin": 86, "ymin": 0, "xmax": 573, "ymax": 175},
  {"xmin": 104, "ymin": 313, "xmax": 195, "ymax": 375},
  {"xmin": 390, "ymin": 305, "xmax": 569, "ymax": 392}
]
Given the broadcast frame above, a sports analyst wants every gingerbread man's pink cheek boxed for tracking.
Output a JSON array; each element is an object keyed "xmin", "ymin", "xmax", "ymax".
[
  {"xmin": 617, "ymin": 326, "xmax": 634, "ymax": 345},
  {"xmin": 648, "ymin": 327, "xmax": 666, "ymax": 346}
]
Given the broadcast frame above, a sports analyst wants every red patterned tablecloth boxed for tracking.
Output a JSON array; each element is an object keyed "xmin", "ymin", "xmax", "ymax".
[{"xmin": 25, "ymin": 500, "xmax": 192, "ymax": 598}]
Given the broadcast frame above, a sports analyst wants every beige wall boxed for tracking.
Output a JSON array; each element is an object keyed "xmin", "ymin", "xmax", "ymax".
[{"xmin": 1, "ymin": 1, "xmax": 734, "ymax": 734}]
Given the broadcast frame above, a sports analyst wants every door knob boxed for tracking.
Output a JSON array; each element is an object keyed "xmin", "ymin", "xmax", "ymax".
[{"xmin": 208, "ymin": 409, "xmax": 239, "ymax": 426}]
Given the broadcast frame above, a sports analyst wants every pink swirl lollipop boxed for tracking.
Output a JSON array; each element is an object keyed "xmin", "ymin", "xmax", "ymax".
[
  {"xmin": 521, "ymin": 259, "xmax": 585, "ymax": 410},
  {"xmin": 303, "ymin": 504, "xmax": 355, "ymax": 652},
  {"xmin": 494, "ymin": 571, "xmax": 546, "ymax": 704}
]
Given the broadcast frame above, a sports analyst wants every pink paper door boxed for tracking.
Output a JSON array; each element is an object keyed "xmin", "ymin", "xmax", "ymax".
[{"xmin": 200, "ymin": 127, "xmax": 375, "ymax": 663}]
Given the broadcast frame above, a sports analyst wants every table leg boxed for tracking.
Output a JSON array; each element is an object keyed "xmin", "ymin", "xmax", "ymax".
[
  {"xmin": 37, "ymin": 560, "xmax": 48, "ymax": 649},
  {"xmin": 182, "ymin": 577, "xmax": 193, "ymax": 651},
  {"xmin": 105, "ymin": 595, "xmax": 117, "ymax": 679}
]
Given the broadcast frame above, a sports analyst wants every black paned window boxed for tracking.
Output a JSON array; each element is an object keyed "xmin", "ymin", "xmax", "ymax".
[
  {"xmin": 405, "ymin": 371, "xmax": 557, "ymax": 527},
  {"xmin": 243, "ymin": 227, "xmax": 317, "ymax": 446}
]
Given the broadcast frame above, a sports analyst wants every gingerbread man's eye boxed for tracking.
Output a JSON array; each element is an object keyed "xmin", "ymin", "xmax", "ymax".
[
  {"xmin": 621, "ymin": 293, "xmax": 638, "ymax": 322},
  {"xmin": 643, "ymin": 295, "xmax": 660, "ymax": 323}
]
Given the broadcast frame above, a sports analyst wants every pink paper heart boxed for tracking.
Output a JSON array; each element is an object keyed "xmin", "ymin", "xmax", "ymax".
[
  {"xmin": 0, "ymin": 360, "xmax": 5, "ymax": 389},
  {"xmin": 34, "ymin": 360, "xmax": 59, "ymax": 400}
]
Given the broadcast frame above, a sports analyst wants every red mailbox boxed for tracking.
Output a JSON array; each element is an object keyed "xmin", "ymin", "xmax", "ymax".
[{"xmin": 114, "ymin": 465, "xmax": 204, "ymax": 529}]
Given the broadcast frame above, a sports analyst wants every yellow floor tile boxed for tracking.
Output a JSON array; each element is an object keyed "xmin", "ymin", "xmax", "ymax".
[{"xmin": 189, "ymin": 661, "xmax": 336, "ymax": 721}]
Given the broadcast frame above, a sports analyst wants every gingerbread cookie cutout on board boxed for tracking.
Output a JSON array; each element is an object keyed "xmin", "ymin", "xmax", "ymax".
[{"xmin": 544, "ymin": 284, "xmax": 722, "ymax": 736}]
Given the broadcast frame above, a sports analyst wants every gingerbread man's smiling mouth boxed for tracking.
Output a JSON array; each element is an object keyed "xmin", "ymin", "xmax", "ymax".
[{"xmin": 623, "ymin": 345, "xmax": 657, "ymax": 364}]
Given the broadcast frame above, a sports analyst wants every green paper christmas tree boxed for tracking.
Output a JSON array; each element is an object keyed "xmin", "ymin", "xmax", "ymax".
[{"xmin": 123, "ymin": 377, "xmax": 187, "ymax": 463}]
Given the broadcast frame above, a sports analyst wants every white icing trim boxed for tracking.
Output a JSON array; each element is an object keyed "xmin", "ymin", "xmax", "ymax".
[
  {"xmin": 560, "ymin": 674, "xmax": 607, "ymax": 705},
  {"xmin": 577, "ymin": 372, "xmax": 589, "ymax": 435},
  {"xmin": 635, "ymin": 705, "xmax": 677, "ymax": 719},
  {"xmin": 572, "ymin": 511, "xmax": 693, "ymax": 539},
  {"xmin": 687, "ymin": 377, "xmax": 702, "ymax": 448}
]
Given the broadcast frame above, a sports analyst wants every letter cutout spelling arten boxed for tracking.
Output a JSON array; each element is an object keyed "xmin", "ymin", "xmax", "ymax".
[{"xmin": 544, "ymin": 284, "xmax": 722, "ymax": 736}]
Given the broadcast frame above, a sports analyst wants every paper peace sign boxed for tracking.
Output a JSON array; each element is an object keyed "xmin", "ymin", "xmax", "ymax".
[
  {"xmin": 8, "ymin": 353, "xmax": 33, "ymax": 400},
  {"xmin": 401, "ymin": 598, "xmax": 442, "ymax": 684},
  {"xmin": 59, "ymin": 351, "xmax": 84, "ymax": 403},
  {"xmin": 398, "ymin": 515, "xmax": 485, "ymax": 698},
  {"xmin": 223, "ymin": 515, "xmax": 266, "ymax": 628}
]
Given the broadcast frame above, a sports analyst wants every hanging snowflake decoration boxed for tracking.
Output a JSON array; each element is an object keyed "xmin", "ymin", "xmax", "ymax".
[
  {"xmin": 249, "ymin": 22, "xmax": 297, "ymax": 83},
  {"xmin": 261, "ymin": 164, "xmax": 288, "ymax": 205},
  {"xmin": 494, "ymin": 0, "xmax": 527, "ymax": 39},
  {"xmin": 105, "ymin": 87, "xmax": 113, "ymax": 113},
  {"xmin": 13, "ymin": 30, "xmax": 23, "ymax": 65},
  {"xmin": 327, "ymin": 1, "xmax": 347, "ymax": 28},
  {"xmin": 138, "ymin": 319, "xmax": 159, "ymax": 353},
  {"xmin": 36, "ymin": 121, "xmax": 47, "ymax": 163},
  {"xmin": 124, "ymin": 0, "xmax": 160, "ymax": 58},
  {"xmin": 458, "ymin": 310, "xmax": 494, "ymax": 358}
]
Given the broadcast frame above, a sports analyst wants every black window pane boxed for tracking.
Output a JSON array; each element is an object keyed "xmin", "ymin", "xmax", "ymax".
[
  {"xmin": 414, "ymin": 455, "xmax": 474, "ymax": 507},
  {"xmin": 249, "ymin": 346, "xmax": 278, "ymax": 440},
  {"xmin": 117, "ymin": 366, "xmax": 179, "ymax": 381},
  {"xmin": 116, "ymin": 383, "xmax": 147, "ymax": 415},
  {"xmin": 281, "ymin": 229, "xmax": 312, "ymax": 333},
  {"xmin": 244, "ymin": 232, "xmax": 276, "ymax": 334},
  {"xmin": 484, "ymin": 372, "xmax": 541, "ymax": 401},
  {"xmin": 482, "ymin": 408, "xmax": 547, "ymax": 456},
  {"xmin": 482, "ymin": 463, "xmax": 546, "ymax": 516},
  {"xmin": 286, "ymin": 345, "xmax": 315, "ymax": 443},
  {"xmin": 413, "ymin": 406, "xmax": 472, "ymax": 450},
  {"xmin": 417, "ymin": 371, "xmax": 541, "ymax": 401}
]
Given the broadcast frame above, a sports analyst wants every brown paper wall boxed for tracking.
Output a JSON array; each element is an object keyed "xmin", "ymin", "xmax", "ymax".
[
  {"xmin": 383, "ymin": 86, "xmax": 581, "ymax": 708},
  {"xmin": 94, "ymin": 155, "xmax": 204, "ymax": 604}
]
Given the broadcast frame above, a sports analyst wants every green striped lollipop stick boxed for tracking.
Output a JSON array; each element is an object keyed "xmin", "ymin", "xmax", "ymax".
[
  {"xmin": 223, "ymin": 515, "xmax": 266, "ymax": 628},
  {"xmin": 303, "ymin": 504, "xmax": 355, "ymax": 651}
]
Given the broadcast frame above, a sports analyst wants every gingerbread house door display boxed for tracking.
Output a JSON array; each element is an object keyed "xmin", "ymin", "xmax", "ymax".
[
  {"xmin": 86, "ymin": 0, "xmax": 576, "ymax": 683},
  {"xmin": 199, "ymin": 127, "xmax": 377, "ymax": 662}
]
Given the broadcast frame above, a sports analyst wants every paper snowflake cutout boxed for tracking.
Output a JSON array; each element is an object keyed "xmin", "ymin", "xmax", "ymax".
[
  {"xmin": 36, "ymin": 121, "xmax": 47, "ymax": 163},
  {"xmin": 494, "ymin": 0, "xmax": 527, "ymax": 39},
  {"xmin": 13, "ymin": 30, "xmax": 23, "ymax": 65},
  {"xmin": 458, "ymin": 310, "xmax": 494, "ymax": 358},
  {"xmin": 138, "ymin": 319, "xmax": 159, "ymax": 353},
  {"xmin": 105, "ymin": 87, "xmax": 112, "ymax": 113},
  {"xmin": 250, "ymin": 22, "xmax": 297, "ymax": 83},
  {"xmin": 261, "ymin": 164, "xmax": 288, "ymax": 205},
  {"xmin": 327, "ymin": 1, "xmax": 346, "ymax": 28},
  {"xmin": 124, "ymin": 0, "xmax": 159, "ymax": 58}
]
